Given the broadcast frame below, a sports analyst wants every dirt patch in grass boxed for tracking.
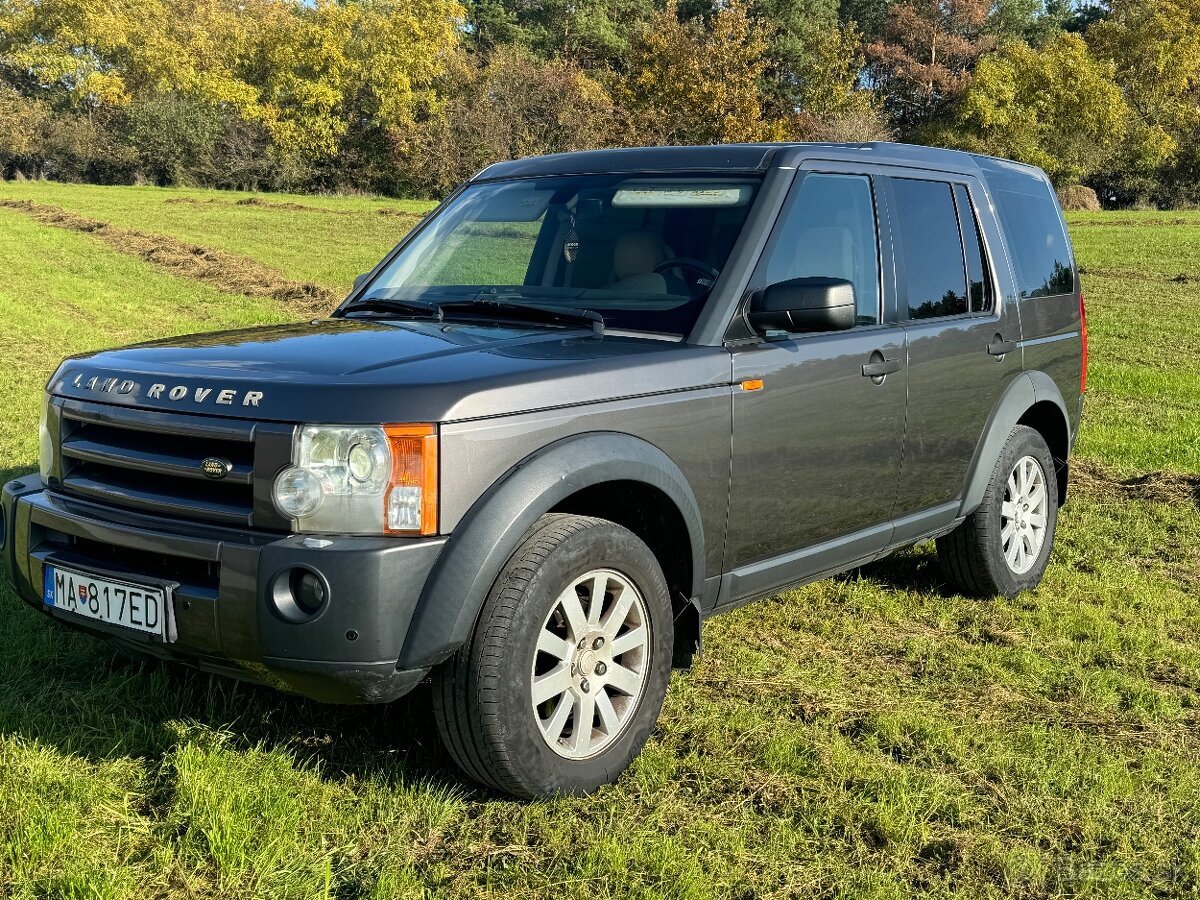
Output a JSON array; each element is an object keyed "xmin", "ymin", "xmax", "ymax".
[
  {"xmin": 1078, "ymin": 265, "xmax": 1195, "ymax": 284},
  {"xmin": 162, "ymin": 195, "xmax": 426, "ymax": 223},
  {"xmin": 1073, "ymin": 458, "xmax": 1200, "ymax": 507},
  {"xmin": 165, "ymin": 195, "xmax": 354, "ymax": 215},
  {"xmin": 1074, "ymin": 460, "xmax": 1200, "ymax": 593},
  {"xmin": 378, "ymin": 207, "xmax": 425, "ymax": 220},
  {"xmin": 0, "ymin": 199, "xmax": 336, "ymax": 315},
  {"xmin": 1071, "ymin": 217, "xmax": 1199, "ymax": 227},
  {"xmin": 234, "ymin": 196, "xmax": 352, "ymax": 215},
  {"xmin": 161, "ymin": 195, "xmax": 426, "ymax": 222}
]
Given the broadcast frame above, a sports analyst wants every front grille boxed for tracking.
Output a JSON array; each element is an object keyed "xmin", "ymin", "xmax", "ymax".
[{"xmin": 52, "ymin": 399, "xmax": 289, "ymax": 529}]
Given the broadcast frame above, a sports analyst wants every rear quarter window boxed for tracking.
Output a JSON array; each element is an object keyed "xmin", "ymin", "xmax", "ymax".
[{"xmin": 975, "ymin": 157, "xmax": 1075, "ymax": 298}]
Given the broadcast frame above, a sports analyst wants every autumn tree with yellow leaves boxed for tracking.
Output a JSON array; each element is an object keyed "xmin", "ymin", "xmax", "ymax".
[
  {"xmin": 944, "ymin": 33, "xmax": 1131, "ymax": 185},
  {"xmin": 617, "ymin": 1, "xmax": 778, "ymax": 145},
  {"xmin": 0, "ymin": 0, "xmax": 463, "ymax": 184}
]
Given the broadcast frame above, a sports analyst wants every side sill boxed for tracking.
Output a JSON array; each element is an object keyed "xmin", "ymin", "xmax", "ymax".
[{"xmin": 708, "ymin": 503, "xmax": 963, "ymax": 615}]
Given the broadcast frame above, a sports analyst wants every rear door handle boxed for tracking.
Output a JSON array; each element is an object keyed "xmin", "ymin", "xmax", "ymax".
[
  {"xmin": 861, "ymin": 358, "xmax": 901, "ymax": 378},
  {"xmin": 988, "ymin": 338, "xmax": 1018, "ymax": 356}
]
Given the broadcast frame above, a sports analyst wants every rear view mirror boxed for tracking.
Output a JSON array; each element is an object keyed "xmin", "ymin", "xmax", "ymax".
[
  {"xmin": 353, "ymin": 273, "xmax": 370, "ymax": 292},
  {"xmin": 749, "ymin": 277, "xmax": 856, "ymax": 334},
  {"xmin": 576, "ymin": 198, "xmax": 605, "ymax": 220}
]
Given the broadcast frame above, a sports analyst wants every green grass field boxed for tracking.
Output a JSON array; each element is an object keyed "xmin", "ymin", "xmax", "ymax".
[{"xmin": 0, "ymin": 182, "xmax": 1198, "ymax": 900}]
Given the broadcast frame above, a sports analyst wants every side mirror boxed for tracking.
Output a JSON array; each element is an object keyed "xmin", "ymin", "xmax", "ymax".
[
  {"xmin": 749, "ymin": 277, "xmax": 857, "ymax": 335},
  {"xmin": 353, "ymin": 273, "xmax": 370, "ymax": 292}
]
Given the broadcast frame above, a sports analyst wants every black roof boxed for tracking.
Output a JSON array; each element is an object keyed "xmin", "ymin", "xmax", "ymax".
[
  {"xmin": 474, "ymin": 144, "xmax": 781, "ymax": 180},
  {"xmin": 473, "ymin": 142, "xmax": 1046, "ymax": 182}
]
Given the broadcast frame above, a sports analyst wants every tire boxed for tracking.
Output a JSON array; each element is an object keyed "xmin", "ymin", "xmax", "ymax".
[
  {"xmin": 937, "ymin": 425, "xmax": 1059, "ymax": 598},
  {"xmin": 431, "ymin": 513, "xmax": 674, "ymax": 798}
]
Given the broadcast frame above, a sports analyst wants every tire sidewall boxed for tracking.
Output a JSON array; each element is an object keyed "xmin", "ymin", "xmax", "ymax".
[
  {"xmin": 983, "ymin": 427, "xmax": 1059, "ymax": 595},
  {"xmin": 475, "ymin": 520, "xmax": 673, "ymax": 796}
]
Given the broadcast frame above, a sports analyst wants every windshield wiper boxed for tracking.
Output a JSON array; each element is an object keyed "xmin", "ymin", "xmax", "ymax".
[
  {"xmin": 343, "ymin": 293, "xmax": 605, "ymax": 335},
  {"xmin": 341, "ymin": 296, "xmax": 444, "ymax": 320},
  {"xmin": 440, "ymin": 297, "xmax": 605, "ymax": 336}
]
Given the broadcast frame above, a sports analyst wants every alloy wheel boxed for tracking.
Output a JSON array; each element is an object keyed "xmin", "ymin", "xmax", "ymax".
[
  {"xmin": 1001, "ymin": 455, "xmax": 1049, "ymax": 575},
  {"xmin": 529, "ymin": 568, "xmax": 651, "ymax": 760}
]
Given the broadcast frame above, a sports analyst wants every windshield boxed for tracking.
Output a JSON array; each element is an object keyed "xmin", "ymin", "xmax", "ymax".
[{"xmin": 353, "ymin": 174, "xmax": 762, "ymax": 335}]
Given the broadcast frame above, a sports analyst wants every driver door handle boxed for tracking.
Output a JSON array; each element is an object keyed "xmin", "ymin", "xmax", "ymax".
[{"xmin": 861, "ymin": 357, "xmax": 901, "ymax": 378}]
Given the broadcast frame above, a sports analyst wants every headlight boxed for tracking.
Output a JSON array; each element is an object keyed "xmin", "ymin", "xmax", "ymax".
[
  {"xmin": 272, "ymin": 424, "xmax": 438, "ymax": 535},
  {"xmin": 38, "ymin": 396, "xmax": 53, "ymax": 484},
  {"xmin": 273, "ymin": 466, "xmax": 325, "ymax": 518}
]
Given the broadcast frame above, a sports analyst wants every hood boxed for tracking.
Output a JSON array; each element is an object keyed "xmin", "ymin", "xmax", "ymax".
[{"xmin": 50, "ymin": 318, "xmax": 731, "ymax": 423}]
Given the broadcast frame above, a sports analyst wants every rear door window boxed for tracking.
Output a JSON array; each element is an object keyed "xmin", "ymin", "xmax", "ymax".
[
  {"xmin": 955, "ymin": 184, "xmax": 991, "ymax": 313},
  {"xmin": 890, "ymin": 178, "xmax": 969, "ymax": 320}
]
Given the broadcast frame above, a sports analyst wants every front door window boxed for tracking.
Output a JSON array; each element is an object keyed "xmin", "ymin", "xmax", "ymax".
[{"xmin": 756, "ymin": 173, "xmax": 882, "ymax": 327}]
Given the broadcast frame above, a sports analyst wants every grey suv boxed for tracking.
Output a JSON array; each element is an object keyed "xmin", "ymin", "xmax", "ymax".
[{"xmin": 3, "ymin": 142, "xmax": 1085, "ymax": 797}]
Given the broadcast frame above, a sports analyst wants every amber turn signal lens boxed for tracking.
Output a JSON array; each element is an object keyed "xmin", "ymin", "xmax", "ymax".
[
  {"xmin": 741, "ymin": 378, "xmax": 764, "ymax": 392},
  {"xmin": 384, "ymin": 424, "xmax": 438, "ymax": 535}
]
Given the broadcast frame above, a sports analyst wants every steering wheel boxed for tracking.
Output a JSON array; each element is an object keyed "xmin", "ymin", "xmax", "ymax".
[{"xmin": 654, "ymin": 257, "xmax": 721, "ymax": 284}]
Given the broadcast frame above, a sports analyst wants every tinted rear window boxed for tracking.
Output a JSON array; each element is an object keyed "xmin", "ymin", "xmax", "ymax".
[
  {"xmin": 975, "ymin": 156, "xmax": 1074, "ymax": 298},
  {"xmin": 891, "ymin": 178, "xmax": 968, "ymax": 320}
]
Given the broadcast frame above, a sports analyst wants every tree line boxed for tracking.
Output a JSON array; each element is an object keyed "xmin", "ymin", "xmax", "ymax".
[{"xmin": 1, "ymin": 0, "xmax": 1197, "ymax": 206}]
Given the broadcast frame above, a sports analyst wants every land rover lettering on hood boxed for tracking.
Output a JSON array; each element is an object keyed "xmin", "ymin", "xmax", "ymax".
[{"xmin": 69, "ymin": 372, "xmax": 265, "ymax": 407}]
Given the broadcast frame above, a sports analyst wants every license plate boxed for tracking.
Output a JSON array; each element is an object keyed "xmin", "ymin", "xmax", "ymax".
[{"xmin": 43, "ymin": 564, "xmax": 171, "ymax": 639}]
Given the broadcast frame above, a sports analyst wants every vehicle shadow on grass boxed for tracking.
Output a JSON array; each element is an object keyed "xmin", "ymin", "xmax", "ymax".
[
  {"xmin": 0, "ymin": 472, "xmax": 954, "ymax": 801},
  {"xmin": 0, "ymin": 592, "xmax": 470, "ymax": 796},
  {"xmin": 843, "ymin": 543, "xmax": 951, "ymax": 596}
]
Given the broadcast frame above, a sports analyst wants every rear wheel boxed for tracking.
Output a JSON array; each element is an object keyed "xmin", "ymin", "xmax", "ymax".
[
  {"xmin": 937, "ymin": 425, "xmax": 1059, "ymax": 597},
  {"xmin": 432, "ymin": 513, "xmax": 673, "ymax": 798}
]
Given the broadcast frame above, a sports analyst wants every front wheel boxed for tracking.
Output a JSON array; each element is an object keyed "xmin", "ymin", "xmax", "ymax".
[
  {"xmin": 432, "ymin": 513, "xmax": 674, "ymax": 798},
  {"xmin": 937, "ymin": 425, "xmax": 1060, "ymax": 598}
]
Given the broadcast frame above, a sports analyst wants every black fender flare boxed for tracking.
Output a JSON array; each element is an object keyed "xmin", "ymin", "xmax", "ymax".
[
  {"xmin": 397, "ymin": 431, "xmax": 706, "ymax": 669},
  {"xmin": 959, "ymin": 371, "xmax": 1071, "ymax": 517}
]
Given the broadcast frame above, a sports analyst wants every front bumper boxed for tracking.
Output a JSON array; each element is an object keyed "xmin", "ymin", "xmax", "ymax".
[{"xmin": 2, "ymin": 476, "xmax": 447, "ymax": 704}]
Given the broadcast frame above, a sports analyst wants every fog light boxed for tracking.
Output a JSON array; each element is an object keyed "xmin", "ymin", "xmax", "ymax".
[
  {"xmin": 270, "ymin": 566, "xmax": 330, "ymax": 623},
  {"xmin": 292, "ymin": 569, "xmax": 326, "ymax": 615}
]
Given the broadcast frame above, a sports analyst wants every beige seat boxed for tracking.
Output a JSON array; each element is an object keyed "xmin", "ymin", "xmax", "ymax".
[{"xmin": 609, "ymin": 231, "xmax": 669, "ymax": 293}]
